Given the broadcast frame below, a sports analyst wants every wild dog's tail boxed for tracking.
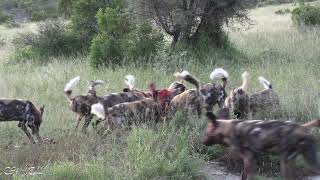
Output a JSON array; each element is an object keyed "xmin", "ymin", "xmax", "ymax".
[
  {"xmin": 174, "ymin": 70, "xmax": 200, "ymax": 90},
  {"xmin": 210, "ymin": 68, "xmax": 229, "ymax": 88},
  {"xmin": 258, "ymin": 76, "xmax": 272, "ymax": 90},
  {"xmin": 91, "ymin": 103, "xmax": 106, "ymax": 119},
  {"xmin": 64, "ymin": 76, "xmax": 80, "ymax": 100},
  {"xmin": 125, "ymin": 75, "xmax": 135, "ymax": 90},
  {"xmin": 240, "ymin": 71, "xmax": 251, "ymax": 92},
  {"xmin": 88, "ymin": 80, "xmax": 104, "ymax": 91},
  {"xmin": 302, "ymin": 120, "xmax": 320, "ymax": 129}
]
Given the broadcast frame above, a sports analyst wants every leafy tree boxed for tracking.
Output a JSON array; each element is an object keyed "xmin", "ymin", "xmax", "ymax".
[
  {"xmin": 135, "ymin": 0, "xmax": 256, "ymax": 47},
  {"xmin": 90, "ymin": 0, "xmax": 163, "ymax": 67},
  {"xmin": 58, "ymin": 0, "xmax": 111, "ymax": 50}
]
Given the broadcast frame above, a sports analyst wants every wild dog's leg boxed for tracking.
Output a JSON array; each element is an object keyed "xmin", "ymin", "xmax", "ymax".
[
  {"xmin": 75, "ymin": 114, "xmax": 83, "ymax": 130},
  {"xmin": 302, "ymin": 138, "xmax": 320, "ymax": 174},
  {"xmin": 18, "ymin": 122, "xmax": 35, "ymax": 144},
  {"xmin": 92, "ymin": 118, "xmax": 103, "ymax": 129},
  {"xmin": 240, "ymin": 151, "xmax": 256, "ymax": 180},
  {"xmin": 81, "ymin": 115, "xmax": 93, "ymax": 133},
  {"xmin": 280, "ymin": 153, "xmax": 296, "ymax": 180},
  {"xmin": 196, "ymin": 104, "xmax": 202, "ymax": 118},
  {"xmin": 34, "ymin": 131, "xmax": 43, "ymax": 143}
]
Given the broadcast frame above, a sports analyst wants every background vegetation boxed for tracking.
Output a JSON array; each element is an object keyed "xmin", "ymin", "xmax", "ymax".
[{"xmin": 0, "ymin": 0, "xmax": 320, "ymax": 179}]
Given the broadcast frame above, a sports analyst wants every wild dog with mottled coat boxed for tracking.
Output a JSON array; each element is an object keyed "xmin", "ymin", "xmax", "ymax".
[
  {"xmin": 91, "ymin": 85, "xmax": 163, "ymax": 130},
  {"xmin": 169, "ymin": 68, "xmax": 228, "ymax": 117},
  {"xmin": 91, "ymin": 75, "xmax": 185, "ymax": 128},
  {"xmin": 203, "ymin": 112, "xmax": 320, "ymax": 180},
  {"xmin": 0, "ymin": 99, "xmax": 44, "ymax": 143},
  {"xmin": 225, "ymin": 72, "xmax": 280, "ymax": 119},
  {"xmin": 64, "ymin": 76, "xmax": 104, "ymax": 132}
]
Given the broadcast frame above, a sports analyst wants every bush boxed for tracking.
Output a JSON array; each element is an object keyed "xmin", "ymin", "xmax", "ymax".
[
  {"xmin": 66, "ymin": 0, "xmax": 110, "ymax": 51},
  {"xmin": 292, "ymin": 4, "xmax": 320, "ymax": 26},
  {"xmin": 89, "ymin": 0, "xmax": 164, "ymax": 67},
  {"xmin": 127, "ymin": 23, "xmax": 164, "ymax": 59},
  {"xmin": 275, "ymin": 8, "xmax": 291, "ymax": 15},
  {"xmin": 90, "ymin": 34, "xmax": 124, "ymax": 67},
  {"xmin": 0, "ymin": 0, "xmax": 59, "ymax": 22},
  {"xmin": 11, "ymin": 19, "xmax": 82, "ymax": 62},
  {"xmin": 0, "ymin": 10, "xmax": 13, "ymax": 24}
]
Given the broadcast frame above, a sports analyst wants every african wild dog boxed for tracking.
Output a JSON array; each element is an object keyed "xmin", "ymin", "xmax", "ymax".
[
  {"xmin": 90, "ymin": 81, "xmax": 186, "ymax": 129},
  {"xmin": 169, "ymin": 68, "xmax": 228, "ymax": 117},
  {"xmin": 225, "ymin": 71, "xmax": 280, "ymax": 119},
  {"xmin": 64, "ymin": 76, "xmax": 104, "ymax": 132},
  {"xmin": 0, "ymin": 99, "xmax": 44, "ymax": 144},
  {"xmin": 203, "ymin": 112, "xmax": 320, "ymax": 180},
  {"xmin": 91, "ymin": 97, "xmax": 161, "ymax": 130}
]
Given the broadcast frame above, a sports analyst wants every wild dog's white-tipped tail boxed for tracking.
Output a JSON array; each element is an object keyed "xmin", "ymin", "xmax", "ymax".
[
  {"xmin": 125, "ymin": 75, "xmax": 135, "ymax": 90},
  {"xmin": 88, "ymin": 80, "xmax": 105, "ymax": 90},
  {"xmin": 259, "ymin": 76, "xmax": 272, "ymax": 90},
  {"xmin": 240, "ymin": 71, "xmax": 251, "ymax": 92},
  {"xmin": 174, "ymin": 70, "xmax": 199, "ymax": 89},
  {"xmin": 174, "ymin": 70, "xmax": 190, "ymax": 79},
  {"xmin": 64, "ymin": 76, "xmax": 80, "ymax": 92},
  {"xmin": 91, "ymin": 103, "xmax": 105, "ymax": 119},
  {"xmin": 210, "ymin": 68, "xmax": 229, "ymax": 80}
]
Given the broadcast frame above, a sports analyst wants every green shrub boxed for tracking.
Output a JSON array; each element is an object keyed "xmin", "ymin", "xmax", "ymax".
[
  {"xmin": 127, "ymin": 23, "xmax": 164, "ymax": 59},
  {"xmin": 89, "ymin": 0, "xmax": 163, "ymax": 67},
  {"xmin": 90, "ymin": 34, "xmax": 124, "ymax": 67},
  {"xmin": 292, "ymin": 4, "xmax": 320, "ymax": 26},
  {"xmin": 67, "ymin": 0, "xmax": 110, "ymax": 51},
  {"xmin": 11, "ymin": 19, "xmax": 82, "ymax": 62},
  {"xmin": 0, "ymin": 0, "xmax": 59, "ymax": 22},
  {"xmin": 0, "ymin": 10, "xmax": 13, "ymax": 24},
  {"xmin": 275, "ymin": 8, "xmax": 291, "ymax": 15}
]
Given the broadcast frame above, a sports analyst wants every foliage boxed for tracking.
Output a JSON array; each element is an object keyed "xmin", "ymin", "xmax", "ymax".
[
  {"xmin": 135, "ymin": 0, "xmax": 257, "ymax": 47},
  {"xmin": 89, "ymin": 0, "xmax": 164, "ymax": 67},
  {"xmin": 292, "ymin": 3, "xmax": 320, "ymax": 26},
  {"xmin": 0, "ymin": 10, "xmax": 13, "ymax": 24},
  {"xmin": 60, "ymin": 0, "xmax": 110, "ymax": 51},
  {"xmin": 275, "ymin": 8, "xmax": 291, "ymax": 14},
  {"xmin": 11, "ymin": 19, "xmax": 82, "ymax": 62},
  {"xmin": 0, "ymin": 0, "xmax": 59, "ymax": 22}
]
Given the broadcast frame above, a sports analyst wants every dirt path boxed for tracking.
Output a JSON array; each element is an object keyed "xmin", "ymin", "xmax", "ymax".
[{"xmin": 202, "ymin": 161, "xmax": 320, "ymax": 180}]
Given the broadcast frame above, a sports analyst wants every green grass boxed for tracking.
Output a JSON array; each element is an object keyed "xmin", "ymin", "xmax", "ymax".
[{"xmin": 0, "ymin": 1, "xmax": 320, "ymax": 179}]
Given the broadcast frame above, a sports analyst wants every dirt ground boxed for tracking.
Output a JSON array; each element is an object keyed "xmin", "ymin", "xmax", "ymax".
[{"xmin": 202, "ymin": 161, "xmax": 320, "ymax": 180}]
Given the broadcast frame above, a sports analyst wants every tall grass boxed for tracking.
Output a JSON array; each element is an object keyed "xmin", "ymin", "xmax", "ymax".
[{"xmin": 0, "ymin": 1, "xmax": 320, "ymax": 179}]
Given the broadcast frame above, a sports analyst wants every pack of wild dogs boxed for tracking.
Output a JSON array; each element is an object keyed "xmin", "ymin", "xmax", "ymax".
[{"xmin": 1, "ymin": 68, "xmax": 320, "ymax": 179}]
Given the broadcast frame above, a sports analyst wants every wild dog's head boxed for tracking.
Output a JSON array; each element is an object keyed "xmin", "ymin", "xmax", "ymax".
[
  {"xmin": 202, "ymin": 68, "xmax": 229, "ymax": 110},
  {"xmin": 226, "ymin": 88, "xmax": 250, "ymax": 119},
  {"xmin": 203, "ymin": 112, "xmax": 229, "ymax": 146},
  {"xmin": 31, "ymin": 104, "xmax": 45, "ymax": 134}
]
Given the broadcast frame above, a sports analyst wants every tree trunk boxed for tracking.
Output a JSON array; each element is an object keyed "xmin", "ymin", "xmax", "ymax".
[{"xmin": 190, "ymin": 15, "xmax": 225, "ymax": 48}]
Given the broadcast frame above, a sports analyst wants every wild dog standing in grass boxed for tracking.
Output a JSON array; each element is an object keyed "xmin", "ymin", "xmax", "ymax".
[
  {"xmin": 64, "ymin": 76, "xmax": 104, "ymax": 132},
  {"xmin": 0, "ymin": 99, "xmax": 44, "ymax": 144},
  {"xmin": 225, "ymin": 72, "xmax": 280, "ymax": 119},
  {"xmin": 90, "ymin": 75, "xmax": 186, "ymax": 129},
  {"xmin": 169, "ymin": 69, "xmax": 228, "ymax": 117},
  {"xmin": 204, "ymin": 68, "xmax": 229, "ymax": 111},
  {"xmin": 91, "ymin": 84, "xmax": 163, "ymax": 131},
  {"xmin": 203, "ymin": 112, "xmax": 320, "ymax": 180}
]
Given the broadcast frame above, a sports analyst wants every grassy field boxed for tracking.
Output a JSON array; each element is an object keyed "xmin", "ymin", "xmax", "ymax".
[{"xmin": 0, "ymin": 1, "xmax": 320, "ymax": 179}]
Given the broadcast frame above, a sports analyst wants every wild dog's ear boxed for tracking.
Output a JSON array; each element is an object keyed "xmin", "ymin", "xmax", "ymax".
[
  {"xmin": 40, "ymin": 105, "xmax": 45, "ymax": 117},
  {"xmin": 206, "ymin": 112, "xmax": 218, "ymax": 126}
]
